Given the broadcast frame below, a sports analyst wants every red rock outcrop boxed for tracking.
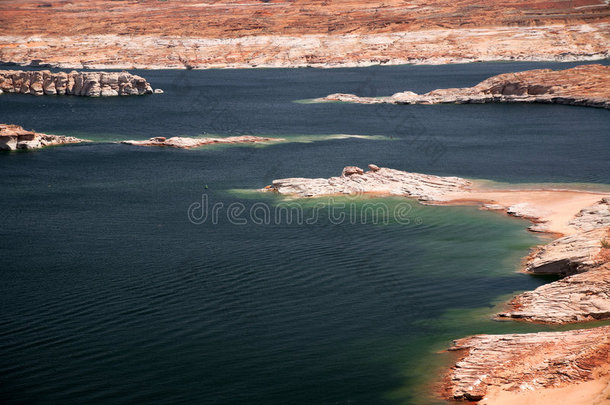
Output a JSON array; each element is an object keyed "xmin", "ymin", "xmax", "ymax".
[
  {"xmin": 0, "ymin": 0, "xmax": 608, "ymax": 68},
  {"xmin": 445, "ymin": 326, "xmax": 610, "ymax": 401},
  {"xmin": 2, "ymin": 0, "xmax": 609, "ymax": 38},
  {"xmin": 0, "ymin": 124, "xmax": 86, "ymax": 150},
  {"xmin": 323, "ymin": 64, "xmax": 610, "ymax": 108},
  {"xmin": 0, "ymin": 70, "xmax": 153, "ymax": 96},
  {"xmin": 121, "ymin": 135, "xmax": 283, "ymax": 149}
]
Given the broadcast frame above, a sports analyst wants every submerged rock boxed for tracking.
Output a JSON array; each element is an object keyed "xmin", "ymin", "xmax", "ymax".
[{"xmin": 0, "ymin": 70, "xmax": 153, "ymax": 96}]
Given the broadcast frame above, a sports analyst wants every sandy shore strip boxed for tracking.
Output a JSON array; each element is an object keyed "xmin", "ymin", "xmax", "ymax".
[
  {"xmin": 263, "ymin": 165, "xmax": 610, "ymax": 237},
  {"xmin": 441, "ymin": 188, "xmax": 607, "ymax": 236},
  {"xmin": 480, "ymin": 375, "xmax": 610, "ymax": 405}
]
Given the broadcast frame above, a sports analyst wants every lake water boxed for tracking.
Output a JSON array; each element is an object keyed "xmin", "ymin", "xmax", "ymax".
[{"xmin": 0, "ymin": 61, "xmax": 608, "ymax": 404}]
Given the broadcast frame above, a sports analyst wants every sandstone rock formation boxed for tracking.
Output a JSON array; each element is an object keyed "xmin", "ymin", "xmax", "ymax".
[
  {"xmin": 498, "ymin": 263, "xmax": 610, "ymax": 324},
  {"xmin": 445, "ymin": 326, "xmax": 610, "ymax": 401},
  {"xmin": 0, "ymin": 124, "xmax": 86, "ymax": 151},
  {"xmin": 121, "ymin": 135, "xmax": 283, "ymax": 149},
  {"xmin": 265, "ymin": 166, "xmax": 472, "ymax": 201},
  {"xmin": 497, "ymin": 198, "xmax": 610, "ymax": 323},
  {"xmin": 525, "ymin": 226, "xmax": 608, "ymax": 276},
  {"xmin": 0, "ymin": 70, "xmax": 153, "ymax": 96},
  {"xmin": 0, "ymin": 0, "xmax": 608, "ymax": 68},
  {"xmin": 323, "ymin": 64, "xmax": 610, "ymax": 109},
  {"xmin": 569, "ymin": 197, "xmax": 610, "ymax": 231}
]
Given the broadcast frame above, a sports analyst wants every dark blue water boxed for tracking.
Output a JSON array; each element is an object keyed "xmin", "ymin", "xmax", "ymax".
[{"xmin": 0, "ymin": 61, "xmax": 608, "ymax": 404}]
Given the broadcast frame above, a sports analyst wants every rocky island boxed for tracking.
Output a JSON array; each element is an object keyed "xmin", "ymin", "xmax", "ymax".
[
  {"xmin": 321, "ymin": 64, "xmax": 610, "ymax": 109},
  {"xmin": 0, "ymin": 0, "xmax": 608, "ymax": 69},
  {"xmin": 0, "ymin": 124, "xmax": 86, "ymax": 150},
  {"xmin": 263, "ymin": 165, "xmax": 610, "ymax": 402},
  {"xmin": 0, "ymin": 70, "xmax": 155, "ymax": 96},
  {"xmin": 122, "ymin": 135, "xmax": 283, "ymax": 149}
]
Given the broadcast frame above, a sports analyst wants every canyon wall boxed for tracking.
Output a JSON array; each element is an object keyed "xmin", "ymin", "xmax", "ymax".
[
  {"xmin": 323, "ymin": 64, "xmax": 610, "ymax": 108},
  {"xmin": 0, "ymin": 0, "xmax": 608, "ymax": 68}
]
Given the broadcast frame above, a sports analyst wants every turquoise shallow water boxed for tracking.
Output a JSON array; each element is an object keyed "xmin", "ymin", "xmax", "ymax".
[{"xmin": 0, "ymin": 61, "xmax": 609, "ymax": 404}]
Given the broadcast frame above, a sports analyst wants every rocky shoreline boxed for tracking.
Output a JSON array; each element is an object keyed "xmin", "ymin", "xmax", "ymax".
[
  {"xmin": 0, "ymin": 70, "xmax": 155, "ymax": 97},
  {"xmin": 0, "ymin": 124, "xmax": 86, "ymax": 151},
  {"xmin": 122, "ymin": 135, "xmax": 283, "ymax": 149},
  {"xmin": 263, "ymin": 165, "xmax": 610, "ymax": 402},
  {"xmin": 446, "ymin": 326, "xmax": 610, "ymax": 402},
  {"xmin": 321, "ymin": 64, "xmax": 610, "ymax": 109}
]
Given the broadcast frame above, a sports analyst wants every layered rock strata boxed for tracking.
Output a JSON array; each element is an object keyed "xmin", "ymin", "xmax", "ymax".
[
  {"xmin": 121, "ymin": 135, "xmax": 282, "ymax": 149},
  {"xmin": 0, "ymin": 124, "xmax": 85, "ymax": 150},
  {"xmin": 322, "ymin": 64, "xmax": 610, "ymax": 109},
  {"xmin": 445, "ymin": 326, "xmax": 610, "ymax": 401},
  {"xmin": 266, "ymin": 165, "xmax": 472, "ymax": 201},
  {"xmin": 0, "ymin": 70, "xmax": 153, "ymax": 96},
  {"xmin": 497, "ymin": 199, "xmax": 610, "ymax": 324},
  {"xmin": 0, "ymin": 0, "xmax": 608, "ymax": 68},
  {"xmin": 498, "ymin": 262, "xmax": 610, "ymax": 324}
]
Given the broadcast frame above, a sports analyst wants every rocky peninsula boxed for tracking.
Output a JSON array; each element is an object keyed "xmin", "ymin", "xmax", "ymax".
[
  {"xmin": 321, "ymin": 64, "xmax": 610, "ymax": 109},
  {"xmin": 263, "ymin": 165, "xmax": 610, "ymax": 402},
  {"xmin": 122, "ymin": 135, "xmax": 283, "ymax": 149},
  {"xmin": 0, "ymin": 70, "xmax": 154, "ymax": 96},
  {"xmin": 0, "ymin": 0, "xmax": 608, "ymax": 69},
  {"xmin": 0, "ymin": 124, "xmax": 86, "ymax": 151},
  {"xmin": 446, "ymin": 326, "xmax": 610, "ymax": 403}
]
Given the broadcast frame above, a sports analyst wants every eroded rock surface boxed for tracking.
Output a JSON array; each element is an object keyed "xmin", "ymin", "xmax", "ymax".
[
  {"xmin": 446, "ymin": 326, "xmax": 610, "ymax": 401},
  {"xmin": 265, "ymin": 166, "xmax": 472, "ymax": 201},
  {"xmin": 570, "ymin": 197, "xmax": 610, "ymax": 231},
  {"xmin": 0, "ymin": 124, "xmax": 86, "ymax": 151},
  {"xmin": 524, "ymin": 227, "xmax": 607, "ymax": 276},
  {"xmin": 0, "ymin": 70, "xmax": 153, "ymax": 96},
  {"xmin": 0, "ymin": 1, "xmax": 608, "ymax": 68},
  {"xmin": 498, "ymin": 228, "xmax": 610, "ymax": 324},
  {"xmin": 499, "ymin": 263, "xmax": 610, "ymax": 324},
  {"xmin": 498, "ymin": 198, "xmax": 610, "ymax": 323},
  {"xmin": 323, "ymin": 64, "xmax": 610, "ymax": 109},
  {"xmin": 121, "ymin": 135, "xmax": 282, "ymax": 149}
]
